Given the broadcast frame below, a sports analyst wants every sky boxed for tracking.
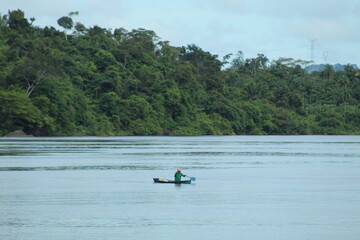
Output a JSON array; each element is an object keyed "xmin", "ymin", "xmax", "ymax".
[{"xmin": 2, "ymin": 0, "xmax": 360, "ymax": 66}]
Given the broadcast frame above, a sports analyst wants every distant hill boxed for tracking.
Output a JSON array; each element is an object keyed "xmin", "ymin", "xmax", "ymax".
[{"xmin": 305, "ymin": 64, "xmax": 358, "ymax": 73}]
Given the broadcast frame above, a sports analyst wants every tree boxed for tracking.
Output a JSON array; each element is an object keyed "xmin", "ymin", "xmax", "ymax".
[
  {"xmin": 0, "ymin": 13, "xmax": 9, "ymax": 27},
  {"xmin": 7, "ymin": 9, "xmax": 31, "ymax": 33},
  {"xmin": 0, "ymin": 91, "xmax": 44, "ymax": 135},
  {"xmin": 10, "ymin": 58, "xmax": 50, "ymax": 97},
  {"xmin": 229, "ymin": 51, "xmax": 245, "ymax": 70},
  {"xmin": 57, "ymin": 11, "xmax": 79, "ymax": 40},
  {"xmin": 94, "ymin": 49, "xmax": 117, "ymax": 72},
  {"xmin": 74, "ymin": 22, "xmax": 86, "ymax": 35},
  {"xmin": 244, "ymin": 54, "xmax": 268, "ymax": 76},
  {"xmin": 1, "ymin": 9, "xmax": 360, "ymax": 136}
]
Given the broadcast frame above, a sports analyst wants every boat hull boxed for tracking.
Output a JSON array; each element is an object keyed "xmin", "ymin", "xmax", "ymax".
[{"xmin": 153, "ymin": 178, "xmax": 191, "ymax": 184}]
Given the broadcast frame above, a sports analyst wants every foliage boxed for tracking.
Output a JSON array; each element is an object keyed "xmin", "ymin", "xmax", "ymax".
[{"xmin": 0, "ymin": 9, "xmax": 359, "ymax": 136}]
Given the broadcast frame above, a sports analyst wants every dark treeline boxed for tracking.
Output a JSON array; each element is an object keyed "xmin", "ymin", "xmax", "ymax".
[{"xmin": 1, "ymin": 10, "xmax": 360, "ymax": 136}]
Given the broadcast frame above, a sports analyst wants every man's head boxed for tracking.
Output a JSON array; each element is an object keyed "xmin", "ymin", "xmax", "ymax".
[{"xmin": 177, "ymin": 168, "xmax": 181, "ymax": 172}]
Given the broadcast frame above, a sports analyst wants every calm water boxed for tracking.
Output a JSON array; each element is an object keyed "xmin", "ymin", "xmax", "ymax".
[{"xmin": 1, "ymin": 136, "xmax": 360, "ymax": 240}]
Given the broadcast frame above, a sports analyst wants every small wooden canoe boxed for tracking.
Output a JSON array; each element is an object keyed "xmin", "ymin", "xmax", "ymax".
[{"xmin": 153, "ymin": 178, "xmax": 191, "ymax": 184}]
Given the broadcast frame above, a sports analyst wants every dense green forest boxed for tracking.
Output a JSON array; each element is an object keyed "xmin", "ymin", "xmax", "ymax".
[{"xmin": 1, "ymin": 10, "xmax": 360, "ymax": 136}]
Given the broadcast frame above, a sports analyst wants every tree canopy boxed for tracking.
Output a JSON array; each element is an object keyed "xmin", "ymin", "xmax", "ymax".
[{"xmin": 1, "ymin": 9, "xmax": 359, "ymax": 136}]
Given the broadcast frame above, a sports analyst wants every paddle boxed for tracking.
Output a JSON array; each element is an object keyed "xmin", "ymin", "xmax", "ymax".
[{"xmin": 187, "ymin": 176, "xmax": 196, "ymax": 181}]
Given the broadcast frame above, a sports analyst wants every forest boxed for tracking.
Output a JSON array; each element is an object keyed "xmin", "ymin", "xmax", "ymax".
[{"xmin": 1, "ymin": 10, "xmax": 360, "ymax": 136}]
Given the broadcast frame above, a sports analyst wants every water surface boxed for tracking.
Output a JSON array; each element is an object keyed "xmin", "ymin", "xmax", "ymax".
[{"xmin": 1, "ymin": 136, "xmax": 360, "ymax": 240}]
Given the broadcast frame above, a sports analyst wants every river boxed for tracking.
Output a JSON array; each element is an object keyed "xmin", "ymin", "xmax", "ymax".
[{"xmin": 1, "ymin": 135, "xmax": 360, "ymax": 240}]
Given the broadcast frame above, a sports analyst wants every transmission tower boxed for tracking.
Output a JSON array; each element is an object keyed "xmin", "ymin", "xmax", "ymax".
[
  {"xmin": 310, "ymin": 39, "xmax": 316, "ymax": 62},
  {"xmin": 323, "ymin": 50, "xmax": 329, "ymax": 64}
]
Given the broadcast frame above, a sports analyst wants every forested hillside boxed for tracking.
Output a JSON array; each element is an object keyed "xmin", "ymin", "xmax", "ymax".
[{"xmin": 1, "ymin": 10, "xmax": 360, "ymax": 136}]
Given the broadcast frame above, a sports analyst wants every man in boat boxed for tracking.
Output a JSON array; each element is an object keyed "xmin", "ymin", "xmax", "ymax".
[{"xmin": 174, "ymin": 168, "xmax": 186, "ymax": 182}]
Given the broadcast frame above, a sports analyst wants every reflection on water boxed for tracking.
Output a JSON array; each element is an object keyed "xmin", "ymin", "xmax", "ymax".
[{"xmin": 0, "ymin": 136, "xmax": 360, "ymax": 240}]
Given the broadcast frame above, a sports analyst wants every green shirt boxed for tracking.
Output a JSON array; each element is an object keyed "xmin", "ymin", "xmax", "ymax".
[{"xmin": 174, "ymin": 171, "xmax": 185, "ymax": 181}]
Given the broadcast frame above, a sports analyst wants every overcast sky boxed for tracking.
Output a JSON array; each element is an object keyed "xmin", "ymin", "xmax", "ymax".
[{"xmin": 2, "ymin": 0, "xmax": 360, "ymax": 65}]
